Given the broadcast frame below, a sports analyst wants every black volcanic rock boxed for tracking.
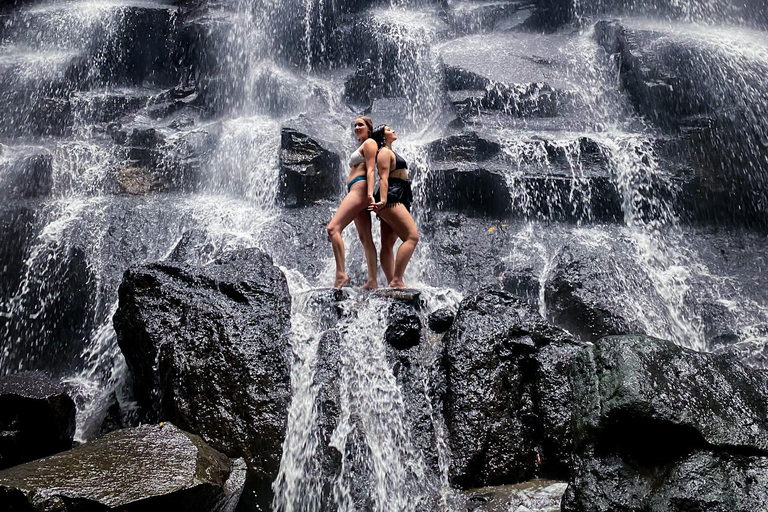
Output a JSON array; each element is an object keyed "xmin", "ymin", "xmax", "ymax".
[
  {"xmin": 444, "ymin": 289, "xmax": 583, "ymax": 487},
  {"xmin": 427, "ymin": 164, "xmax": 511, "ymax": 216},
  {"xmin": 427, "ymin": 307, "xmax": 455, "ymax": 333},
  {"xmin": 563, "ymin": 334, "xmax": 768, "ymax": 512},
  {"xmin": 113, "ymin": 248, "xmax": 292, "ymax": 482},
  {"xmin": 0, "ymin": 371, "xmax": 75, "ymax": 470},
  {"xmin": 0, "ymin": 423, "xmax": 245, "ymax": 512},
  {"xmin": 595, "ymin": 19, "xmax": 768, "ymax": 230},
  {"xmin": 279, "ymin": 116, "xmax": 342, "ymax": 207},
  {"xmin": 385, "ymin": 301, "xmax": 423, "ymax": 350},
  {"xmin": 0, "ymin": 149, "xmax": 54, "ymax": 199},
  {"xmin": 544, "ymin": 240, "xmax": 647, "ymax": 342},
  {"xmin": 427, "ymin": 132, "xmax": 501, "ymax": 162}
]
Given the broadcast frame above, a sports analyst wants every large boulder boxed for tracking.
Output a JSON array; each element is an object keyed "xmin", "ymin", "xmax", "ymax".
[
  {"xmin": 544, "ymin": 236, "xmax": 647, "ymax": 342},
  {"xmin": 113, "ymin": 248, "xmax": 292, "ymax": 482},
  {"xmin": 440, "ymin": 31, "xmax": 587, "ymax": 124},
  {"xmin": 278, "ymin": 115, "xmax": 342, "ymax": 207},
  {"xmin": 0, "ymin": 372, "xmax": 75, "ymax": 470},
  {"xmin": 0, "ymin": 423, "xmax": 246, "ymax": 512},
  {"xmin": 444, "ymin": 289, "xmax": 584, "ymax": 488},
  {"xmin": 563, "ymin": 334, "xmax": 768, "ymax": 512}
]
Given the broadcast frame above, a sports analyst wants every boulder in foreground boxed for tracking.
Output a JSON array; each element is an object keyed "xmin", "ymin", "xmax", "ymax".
[
  {"xmin": 113, "ymin": 248, "xmax": 292, "ymax": 481},
  {"xmin": 0, "ymin": 423, "xmax": 245, "ymax": 512},
  {"xmin": 444, "ymin": 289, "xmax": 584, "ymax": 487},
  {"xmin": 0, "ymin": 371, "xmax": 75, "ymax": 470},
  {"xmin": 563, "ymin": 334, "xmax": 768, "ymax": 512}
]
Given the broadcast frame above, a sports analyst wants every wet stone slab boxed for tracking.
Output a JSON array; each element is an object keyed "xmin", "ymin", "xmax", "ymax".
[
  {"xmin": 373, "ymin": 287, "xmax": 422, "ymax": 307},
  {"xmin": 465, "ymin": 479, "xmax": 568, "ymax": 512},
  {"xmin": 0, "ymin": 423, "xmax": 245, "ymax": 512}
]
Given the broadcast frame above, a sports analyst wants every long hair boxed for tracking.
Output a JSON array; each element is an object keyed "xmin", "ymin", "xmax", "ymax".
[
  {"xmin": 371, "ymin": 124, "xmax": 387, "ymax": 149},
  {"xmin": 354, "ymin": 116, "xmax": 374, "ymax": 139}
]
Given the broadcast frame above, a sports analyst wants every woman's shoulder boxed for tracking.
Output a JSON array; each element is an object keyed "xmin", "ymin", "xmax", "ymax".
[{"xmin": 361, "ymin": 138, "xmax": 378, "ymax": 151}]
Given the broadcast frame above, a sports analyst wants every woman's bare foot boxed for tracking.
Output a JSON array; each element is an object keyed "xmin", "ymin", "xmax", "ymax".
[
  {"xmin": 333, "ymin": 273, "xmax": 349, "ymax": 289},
  {"xmin": 388, "ymin": 279, "xmax": 407, "ymax": 289},
  {"xmin": 361, "ymin": 279, "xmax": 378, "ymax": 290}
]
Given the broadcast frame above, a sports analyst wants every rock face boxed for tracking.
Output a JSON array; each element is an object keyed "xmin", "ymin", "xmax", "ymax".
[
  {"xmin": 115, "ymin": 125, "xmax": 205, "ymax": 195},
  {"xmin": 444, "ymin": 289, "xmax": 584, "ymax": 487},
  {"xmin": 544, "ymin": 238, "xmax": 647, "ymax": 342},
  {"xmin": 113, "ymin": 248, "xmax": 292, "ymax": 481},
  {"xmin": 563, "ymin": 335, "xmax": 768, "ymax": 512},
  {"xmin": 594, "ymin": 19, "xmax": 768, "ymax": 230},
  {"xmin": 0, "ymin": 149, "xmax": 54, "ymax": 199},
  {"xmin": 0, "ymin": 372, "xmax": 76, "ymax": 470},
  {"xmin": 0, "ymin": 423, "xmax": 246, "ymax": 512},
  {"xmin": 278, "ymin": 116, "xmax": 342, "ymax": 207}
]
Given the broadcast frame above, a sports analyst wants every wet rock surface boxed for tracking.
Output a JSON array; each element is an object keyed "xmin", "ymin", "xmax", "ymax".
[
  {"xmin": 465, "ymin": 479, "xmax": 568, "ymax": 512},
  {"xmin": 0, "ymin": 149, "xmax": 53, "ymax": 199},
  {"xmin": 595, "ymin": 19, "xmax": 768, "ymax": 230},
  {"xmin": 563, "ymin": 334, "xmax": 768, "ymax": 512},
  {"xmin": 544, "ymin": 238, "xmax": 647, "ymax": 341},
  {"xmin": 0, "ymin": 371, "xmax": 76, "ymax": 470},
  {"xmin": 279, "ymin": 115, "xmax": 343, "ymax": 207},
  {"xmin": 385, "ymin": 301, "xmax": 423, "ymax": 350},
  {"xmin": 113, "ymin": 248, "xmax": 292, "ymax": 481},
  {"xmin": 428, "ymin": 307, "xmax": 455, "ymax": 333},
  {"xmin": 0, "ymin": 423, "xmax": 246, "ymax": 512},
  {"xmin": 444, "ymin": 289, "xmax": 583, "ymax": 487}
]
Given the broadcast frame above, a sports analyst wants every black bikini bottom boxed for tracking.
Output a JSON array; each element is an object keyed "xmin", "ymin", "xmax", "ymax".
[{"xmin": 374, "ymin": 178, "xmax": 413, "ymax": 212}]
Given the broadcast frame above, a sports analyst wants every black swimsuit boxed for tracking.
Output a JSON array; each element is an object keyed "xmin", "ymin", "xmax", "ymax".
[{"xmin": 374, "ymin": 151, "xmax": 413, "ymax": 211}]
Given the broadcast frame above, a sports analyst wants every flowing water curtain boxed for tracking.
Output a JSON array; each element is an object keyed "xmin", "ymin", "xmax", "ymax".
[
  {"xmin": 365, "ymin": 7, "xmax": 445, "ymax": 126},
  {"xmin": 273, "ymin": 293, "xmax": 444, "ymax": 511}
]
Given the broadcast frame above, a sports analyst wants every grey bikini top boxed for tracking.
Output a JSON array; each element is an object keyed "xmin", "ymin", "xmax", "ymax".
[{"xmin": 348, "ymin": 149, "xmax": 365, "ymax": 167}]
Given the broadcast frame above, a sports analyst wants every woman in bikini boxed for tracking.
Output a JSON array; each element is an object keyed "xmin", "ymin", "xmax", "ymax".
[
  {"xmin": 370, "ymin": 125, "xmax": 419, "ymax": 289},
  {"xmin": 326, "ymin": 116, "xmax": 379, "ymax": 289}
]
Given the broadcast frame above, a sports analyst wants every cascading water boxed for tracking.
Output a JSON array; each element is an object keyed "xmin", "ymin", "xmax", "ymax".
[{"xmin": 2, "ymin": 0, "xmax": 768, "ymax": 508}]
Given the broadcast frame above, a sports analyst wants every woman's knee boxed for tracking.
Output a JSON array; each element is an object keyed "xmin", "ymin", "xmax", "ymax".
[{"xmin": 326, "ymin": 223, "xmax": 339, "ymax": 239}]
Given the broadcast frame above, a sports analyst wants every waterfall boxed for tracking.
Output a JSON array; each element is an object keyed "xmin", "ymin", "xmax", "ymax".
[{"xmin": 2, "ymin": 0, "xmax": 768, "ymax": 507}]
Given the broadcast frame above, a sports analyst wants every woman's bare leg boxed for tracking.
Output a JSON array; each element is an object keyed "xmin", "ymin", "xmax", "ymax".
[
  {"xmin": 380, "ymin": 219, "xmax": 398, "ymax": 284},
  {"xmin": 326, "ymin": 185, "xmax": 369, "ymax": 288},
  {"xmin": 377, "ymin": 204, "xmax": 419, "ymax": 289},
  {"xmin": 354, "ymin": 209, "xmax": 378, "ymax": 289}
]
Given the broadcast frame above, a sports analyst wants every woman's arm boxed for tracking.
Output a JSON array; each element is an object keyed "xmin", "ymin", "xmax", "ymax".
[
  {"xmin": 371, "ymin": 149, "xmax": 391, "ymax": 212},
  {"xmin": 363, "ymin": 138, "xmax": 378, "ymax": 203}
]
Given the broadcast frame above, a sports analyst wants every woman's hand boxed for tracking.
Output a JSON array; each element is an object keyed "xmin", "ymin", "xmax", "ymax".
[
  {"xmin": 368, "ymin": 194, "xmax": 375, "ymax": 205},
  {"xmin": 368, "ymin": 200, "xmax": 387, "ymax": 212}
]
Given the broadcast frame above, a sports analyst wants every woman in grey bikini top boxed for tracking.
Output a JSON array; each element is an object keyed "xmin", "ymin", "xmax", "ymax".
[{"xmin": 324, "ymin": 116, "xmax": 380, "ymax": 290}]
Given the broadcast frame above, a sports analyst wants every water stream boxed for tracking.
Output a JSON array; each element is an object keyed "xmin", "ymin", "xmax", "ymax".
[{"xmin": 1, "ymin": 0, "xmax": 767, "ymax": 508}]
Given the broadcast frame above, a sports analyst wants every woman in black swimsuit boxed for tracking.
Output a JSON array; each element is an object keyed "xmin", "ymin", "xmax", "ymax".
[
  {"xmin": 326, "ymin": 116, "xmax": 379, "ymax": 289},
  {"xmin": 370, "ymin": 125, "xmax": 419, "ymax": 289}
]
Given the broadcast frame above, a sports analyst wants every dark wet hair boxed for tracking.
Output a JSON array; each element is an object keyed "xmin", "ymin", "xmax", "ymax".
[
  {"xmin": 354, "ymin": 116, "xmax": 374, "ymax": 139},
  {"xmin": 372, "ymin": 124, "xmax": 387, "ymax": 148}
]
